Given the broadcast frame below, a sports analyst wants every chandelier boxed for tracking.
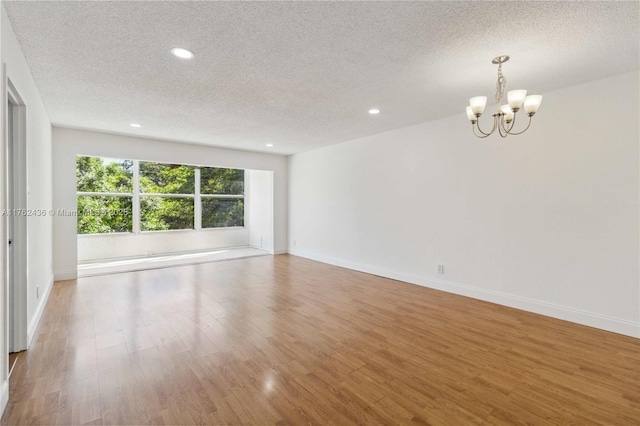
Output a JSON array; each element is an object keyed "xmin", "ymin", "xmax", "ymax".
[{"xmin": 466, "ymin": 55, "xmax": 542, "ymax": 138}]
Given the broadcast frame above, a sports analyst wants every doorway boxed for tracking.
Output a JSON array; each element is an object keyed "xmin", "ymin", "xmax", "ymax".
[{"xmin": 6, "ymin": 80, "xmax": 28, "ymax": 375}]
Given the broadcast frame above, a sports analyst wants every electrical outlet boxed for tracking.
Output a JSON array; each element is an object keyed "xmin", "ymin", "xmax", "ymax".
[
  {"xmin": 437, "ymin": 264, "xmax": 444, "ymax": 274},
  {"xmin": 293, "ymin": 240, "xmax": 297, "ymax": 246}
]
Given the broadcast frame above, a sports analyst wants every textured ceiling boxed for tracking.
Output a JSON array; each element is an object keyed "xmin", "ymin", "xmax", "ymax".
[{"xmin": 4, "ymin": 1, "xmax": 639, "ymax": 155}]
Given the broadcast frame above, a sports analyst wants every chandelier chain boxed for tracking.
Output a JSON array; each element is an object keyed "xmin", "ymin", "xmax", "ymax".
[{"xmin": 495, "ymin": 62, "xmax": 506, "ymax": 105}]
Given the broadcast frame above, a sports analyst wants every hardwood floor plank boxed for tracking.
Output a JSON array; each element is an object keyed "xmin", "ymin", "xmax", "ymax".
[{"xmin": 1, "ymin": 254, "xmax": 638, "ymax": 425}]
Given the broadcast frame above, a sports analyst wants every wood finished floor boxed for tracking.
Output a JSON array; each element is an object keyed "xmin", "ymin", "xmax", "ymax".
[{"xmin": 2, "ymin": 254, "xmax": 639, "ymax": 425}]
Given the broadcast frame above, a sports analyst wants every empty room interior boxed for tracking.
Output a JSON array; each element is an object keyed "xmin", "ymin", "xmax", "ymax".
[{"xmin": 0, "ymin": 1, "xmax": 638, "ymax": 425}]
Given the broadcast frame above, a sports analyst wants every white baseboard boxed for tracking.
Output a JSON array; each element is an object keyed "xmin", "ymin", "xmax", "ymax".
[
  {"xmin": 27, "ymin": 274, "xmax": 54, "ymax": 346},
  {"xmin": 248, "ymin": 243, "xmax": 281, "ymax": 255},
  {"xmin": 0, "ymin": 379, "xmax": 8, "ymax": 418},
  {"xmin": 54, "ymin": 270, "xmax": 77, "ymax": 281},
  {"xmin": 288, "ymin": 248, "xmax": 338, "ymax": 265},
  {"xmin": 289, "ymin": 248, "xmax": 640, "ymax": 338},
  {"xmin": 274, "ymin": 247, "xmax": 288, "ymax": 255}
]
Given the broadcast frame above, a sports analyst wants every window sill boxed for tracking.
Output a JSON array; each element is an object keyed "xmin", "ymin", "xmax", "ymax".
[{"xmin": 79, "ymin": 227, "xmax": 246, "ymax": 237}]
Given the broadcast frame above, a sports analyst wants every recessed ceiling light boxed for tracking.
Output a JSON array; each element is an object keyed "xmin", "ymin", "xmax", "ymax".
[
  {"xmin": 130, "ymin": 123, "xmax": 142, "ymax": 128},
  {"xmin": 266, "ymin": 143, "xmax": 274, "ymax": 147},
  {"xmin": 368, "ymin": 109, "xmax": 381, "ymax": 115},
  {"xmin": 171, "ymin": 47, "xmax": 194, "ymax": 59}
]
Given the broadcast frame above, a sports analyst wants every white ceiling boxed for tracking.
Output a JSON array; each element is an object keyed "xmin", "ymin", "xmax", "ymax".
[{"xmin": 4, "ymin": 1, "xmax": 639, "ymax": 155}]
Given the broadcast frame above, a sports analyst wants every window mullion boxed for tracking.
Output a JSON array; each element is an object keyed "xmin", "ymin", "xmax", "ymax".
[
  {"xmin": 139, "ymin": 193, "xmax": 194, "ymax": 198},
  {"xmin": 199, "ymin": 194, "xmax": 244, "ymax": 199},
  {"xmin": 77, "ymin": 192, "xmax": 133, "ymax": 197},
  {"xmin": 195, "ymin": 168, "xmax": 202, "ymax": 230},
  {"xmin": 133, "ymin": 160, "xmax": 141, "ymax": 234}
]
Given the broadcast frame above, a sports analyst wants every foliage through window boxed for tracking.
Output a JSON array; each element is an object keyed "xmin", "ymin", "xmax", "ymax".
[
  {"xmin": 202, "ymin": 199, "xmax": 244, "ymax": 228},
  {"xmin": 76, "ymin": 156, "xmax": 245, "ymax": 234},
  {"xmin": 76, "ymin": 156, "xmax": 133, "ymax": 193},
  {"xmin": 200, "ymin": 167, "xmax": 244, "ymax": 228},
  {"xmin": 77, "ymin": 195, "xmax": 132, "ymax": 234},
  {"xmin": 139, "ymin": 162, "xmax": 195, "ymax": 230},
  {"xmin": 140, "ymin": 162, "xmax": 195, "ymax": 194},
  {"xmin": 201, "ymin": 167, "xmax": 244, "ymax": 195},
  {"xmin": 76, "ymin": 157, "xmax": 133, "ymax": 234},
  {"xmin": 141, "ymin": 196, "xmax": 194, "ymax": 231}
]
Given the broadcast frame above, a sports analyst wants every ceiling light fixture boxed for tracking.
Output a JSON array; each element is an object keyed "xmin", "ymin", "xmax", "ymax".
[
  {"xmin": 368, "ymin": 109, "xmax": 381, "ymax": 115},
  {"xmin": 466, "ymin": 55, "xmax": 542, "ymax": 138},
  {"xmin": 171, "ymin": 47, "xmax": 194, "ymax": 59},
  {"xmin": 130, "ymin": 123, "xmax": 142, "ymax": 128},
  {"xmin": 266, "ymin": 143, "xmax": 274, "ymax": 147}
]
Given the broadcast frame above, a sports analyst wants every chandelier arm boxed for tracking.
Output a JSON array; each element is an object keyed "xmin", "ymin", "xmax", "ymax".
[
  {"xmin": 504, "ymin": 115, "xmax": 533, "ymax": 136},
  {"xmin": 497, "ymin": 119, "xmax": 509, "ymax": 138},
  {"xmin": 472, "ymin": 124, "xmax": 492, "ymax": 139},
  {"xmin": 474, "ymin": 115, "xmax": 498, "ymax": 136}
]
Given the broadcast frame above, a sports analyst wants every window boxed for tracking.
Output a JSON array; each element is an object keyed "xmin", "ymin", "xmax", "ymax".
[
  {"xmin": 200, "ymin": 167, "xmax": 244, "ymax": 228},
  {"xmin": 76, "ymin": 156, "xmax": 133, "ymax": 234},
  {"xmin": 76, "ymin": 157, "xmax": 244, "ymax": 234},
  {"xmin": 140, "ymin": 162, "xmax": 195, "ymax": 231}
]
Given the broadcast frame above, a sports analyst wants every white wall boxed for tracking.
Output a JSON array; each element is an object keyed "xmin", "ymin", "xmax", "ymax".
[
  {"xmin": 78, "ymin": 228, "xmax": 250, "ymax": 263},
  {"xmin": 0, "ymin": 5, "xmax": 53, "ymax": 412},
  {"xmin": 248, "ymin": 169, "xmax": 274, "ymax": 252},
  {"xmin": 53, "ymin": 127, "xmax": 287, "ymax": 279},
  {"xmin": 0, "ymin": 4, "xmax": 6, "ymax": 413},
  {"xmin": 1, "ymin": 9, "xmax": 53, "ymax": 344},
  {"xmin": 289, "ymin": 70, "xmax": 640, "ymax": 338}
]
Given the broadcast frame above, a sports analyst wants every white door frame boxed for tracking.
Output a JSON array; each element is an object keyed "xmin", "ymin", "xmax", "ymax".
[{"xmin": 5, "ymin": 77, "xmax": 28, "ymax": 354}]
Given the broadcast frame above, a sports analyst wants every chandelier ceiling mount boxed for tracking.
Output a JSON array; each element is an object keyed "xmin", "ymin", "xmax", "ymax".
[{"xmin": 491, "ymin": 55, "xmax": 510, "ymax": 65}]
